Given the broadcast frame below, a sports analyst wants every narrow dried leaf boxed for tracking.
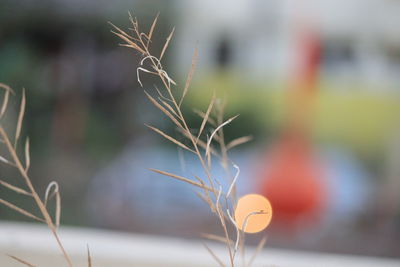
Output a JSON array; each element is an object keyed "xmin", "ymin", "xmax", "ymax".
[
  {"xmin": 140, "ymin": 55, "xmax": 162, "ymax": 68},
  {"xmin": 7, "ymin": 254, "xmax": 36, "ymax": 267},
  {"xmin": 44, "ymin": 181, "xmax": 59, "ymax": 206},
  {"xmin": 0, "ymin": 83, "xmax": 15, "ymax": 94},
  {"xmin": 247, "ymin": 236, "xmax": 268, "ymax": 267},
  {"xmin": 137, "ymin": 67, "xmax": 158, "ymax": 87},
  {"xmin": 159, "ymin": 69, "xmax": 177, "ymax": 86},
  {"xmin": 194, "ymin": 177, "xmax": 216, "ymax": 212},
  {"xmin": 202, "ymin": 243, "xmax": 225, "ymax": 267},
  {"xmin": 108, "ymin": 22, "xmax": 134, "ymax": 40},
  {"xmin": 202, "ymin": 233, "xmax": 234, "ymax": 247},
  {"xmin": 144, "ymin": 91, "xmax": 182, "ymax": 128},
  {"xmin": 44, "ymin": 181, "xmax": 61, "ymax": 227},
  {"xmin": 226, "ymin": 209, "xmax": 240, "ymax": 253},
  {"xmin": 128, "ymin": 12, "xmax": 139, "ymax": 32},
  {"xmin": 177, "ymin": 147, "xmax": 187, "ymax": 173},
  {"xmin": 55, "ymin": 190, "xmax": 61, "ymax": 228},
  {"xmin": 15, "ymin": 88, "xmax": 26, "ymax": 147},
  {"xmin": 0, "ymin": 179, "xmax": 31, "ymax": 196},
  {"xmin": 179, "ymin": 47, "xmax": 198, "ymax": 107},
  {"xmin": 145, "ymin": 124, "xmax": 195, "ymax": 153},
  {"xmin": 0, "ymin": 198, "xmax": 44, "ymax": 222},
  {"xmin": 159, "ymin": 27, "xmax": 175, "ymax": 61},
  {"xmin": 111, "ymin": 31, "xmax": 146, "ymax": 55},
  {"xmin": 177, "ymin": 127, "xmax": 220, "ymax": 157},
  {"xmin": 226, "ymin": 135, "xmax": 253, "ymax": 150},
  {"xmin": 0, "ymin": 89, "xmax": 10, "ymax": 119},
  {"xmin": 149, "ymin": 168, "xmax": 212, "ymax": 191},
  {"xmin": 148, "ymin": 12, "xmax": 160, "ymax": 44},
  {"xmin": 196, "ymin": 93, "xmax": 215, "ymax": 143},
  {"xmin": 196, "ymin": 191, "xmax": 213, "ymax": 207},
  {"xmin": 159, "ymin": 98, "xmax": 178, "ymax": 117},
  {"xmin": 139, "ymin": 32, "xmax": 150, "ymax": 42},
  {"xmin": 25, "ymin": 137, "xmax": 30, "ymax": 171},
  {"xmin": 87, "ymin": 245, "xmax": 92, "ymax": 267},
  {"xmin": 194, "ymin": 109, "xmax": 217, "ymax": 126},
  {"xmin": 119, "ymin": 43, "xmax": 146, "ymax": 52},
  {"xmin": 205, "ymin": 115, "xmax": 239, "ymax": 165},
  {"xmin": 0, "ymin": 155, "xmax": 13, "ymax": 165},
  {"xmin": 226, "ymin": 164, "xmax": 240, "ymax": 199},
  {"xmin": 242, "ymin": 211, "xmax": 267, "ymax": 234},
  {"xmin": 154, "ymin": 85, "xmax": 170, "ymax": 102}
]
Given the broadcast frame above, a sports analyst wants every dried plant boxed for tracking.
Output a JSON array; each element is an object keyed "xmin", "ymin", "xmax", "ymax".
[
  {"xmin": 0, "ymin": 83, "xmax": 73, "ymax": 266},
  {"xmin": 111, "ymin": 13, "xmax": 265, "ymax": 267}
]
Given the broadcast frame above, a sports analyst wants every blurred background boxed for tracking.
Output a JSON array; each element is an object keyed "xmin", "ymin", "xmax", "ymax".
[{"xmin": 1, "ymin": 0, "xmax": 400, "ymax": 259}]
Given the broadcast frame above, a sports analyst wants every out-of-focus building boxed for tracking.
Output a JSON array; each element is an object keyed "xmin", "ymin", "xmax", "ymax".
[{"xmin": 175, "ymin": 0, "xmax": 400, "ymax": 91}]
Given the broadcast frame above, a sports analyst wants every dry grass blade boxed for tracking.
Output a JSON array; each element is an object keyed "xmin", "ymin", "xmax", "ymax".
[
  {"xmin": 0, "ymin": 82, "xmax": 14, "ymax": 93},
  {"xmin": 139, "ymin": 32, "xmax": 150, "ymax": 42},
  {"xmin": 203, "ymin": 243, "xmax": 225, "ymax": 267},
  {"xmin": 44, "ymin": 181, "xmax": 58, "ymax": 205},
  {"xmin": 0, "ymin": 83, "xmax": 15, "ymax": 119},
  {"xmin": 0, "ymin": 179, "xmax": 31, "ymax": 196},
  {"xmin": 0, "ymin": 155, "xmax": 14, "ymax": 165},
  {"xmin": 193, "ymin": 178, "xmax": 216, "ymax": 212},
  {"xmin": 108, "ymin": 22, "xmax": 134, "ymax": 40},
  {"xmin": 159, "ymin": 98, "xmax": 178, "ymax": 117},
  {"xmin": 206, "ymin": 115, "xmax": 239, "ymax": 165},
  {"xmin": 140, "ymin": 55, "xmax": 163, "ymax": 69},
  {"xmin": 127, "ymin": 11, "xmax": 139, "ymax": 31},
  {"xmin": 0, "ymin": 88, "xmax": 10, "ymax": 119},
  {"xmin": 177, "ymin": 127, "xmax": 220, "ymax": 157},
  {"xmin": 226, "ymin": 164, "xmax": 239, "ymax": 199},
  {"xmin": 110, "ymin": 28, "xmax": 145, "ymax": 55},
  {"xmin": 44, "ymin": 181, "xmax": 61, "ymax": 227},
  {"xmin": 159, "ymin": 27, "xmax": 175, "ymax": 61},
  {"xmin": 199, "ymin": 139, "xmax": 220, "ymax": 158},
  {"xmin": 149, "ymin": 168, "xmax": 212, "ymax": 191},
  {"xmin": 196, "ymin": 93, "xmax": 215, "ymax": 143},
  {"xmin": 159, "ymin": 69, "xmax": 177, "ymax": 87},
  {"xmin": 55, "ymin": 189, "xmax": 61, "ymax": 228},
  {"xmin": 226, "ymin": 135, "xmax": 253, "ymax": 151},
  {"xmin": 15, "ymin": 88, "xmax": 25, "ymax": 147},
  {"xmin": 7, "ymin": 254, "xmax": 36, "ymax": 267},
  {"xmin": 119, "ymin": 43, "xmax": 144, "ymax": 50},
  {"xmin": 202, "ymin": 233, "xmax": 234, "ymax": 247},
  {"xmin": 145, "ymin": 124, "xmax": 195, "ymax": 153},
  {"xmin": 117, "ymin": 38, "xmax": 146, "ymax": 55},
  {"xmin": 155, "ymin": 85, "xmax": 170, "ymax": 102},
  {"xmin": 87, "ymin": 245, "xmax": 92, "ymax": 267},
  {"xmin": 144, "ymin": 91, "xmax": 182, "ymax": 128},
  {"xmin": 226, "ymin": 209, "xmax": 240, "ymax": 254},
  {"xmin": 194, "ymin": 109, "xmax": 217, "ymax": 126},
  {"xmin": 0, "ymin": 198, "xmax": 44, "ymax": 222},
  {"xmin": 137, "ymin": 67, "xmax": 158, "ymax": 87},
  {"xmin": 147, "ymin": 12, "xmax": 160, "ymax": 45},
  {"xmin": 242, "ymin": 211, "xmax": 268, "ymax": 235},
  {"xmin": 247, "ymin": 236, "xmax": 267, "ymax": 267},
  {"xmin": 196, "ymin": 191, "xmax": 216, "ymax": 212},
  {"xmin": 25, "ymin": 137, "xmax": 30, "ymax": 171},
  {"xmin": 179, "ymin": 47, "xmax": 198, "ymax": 107}
]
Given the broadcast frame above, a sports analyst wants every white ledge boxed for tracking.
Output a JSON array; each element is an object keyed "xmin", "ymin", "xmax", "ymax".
[{"xmin": 0, "ymin": 221, "xmax": 399, "ymax": 267}]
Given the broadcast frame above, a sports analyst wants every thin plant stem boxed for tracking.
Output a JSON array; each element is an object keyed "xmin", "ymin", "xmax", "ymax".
[{"xmin": 0, "ymin": 126, "xmax": 73, "ymax": 267}]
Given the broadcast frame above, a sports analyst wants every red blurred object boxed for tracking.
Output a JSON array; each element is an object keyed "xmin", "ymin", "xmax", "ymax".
[
  {"xmin": 261, "ymin": 131, "xmax": 326, "ymax": 225},
  {"xmin": 260, "ymin": 29, "xmax": 326, "ymax": 227}
]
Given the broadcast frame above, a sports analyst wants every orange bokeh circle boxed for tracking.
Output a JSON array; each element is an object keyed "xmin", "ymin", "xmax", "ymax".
[{"xmin": 234, "ymin": 194, "xmax": 273, "ymax": 233}]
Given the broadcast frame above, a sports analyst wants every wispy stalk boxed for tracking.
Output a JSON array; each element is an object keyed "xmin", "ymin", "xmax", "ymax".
[
  {"xmin": 0, "ymin": 85, "xmax": 73, "ymax": 267},
  {"xmin": 111, "ymin": 13, "xmax": 255, "ymax": 267}
]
